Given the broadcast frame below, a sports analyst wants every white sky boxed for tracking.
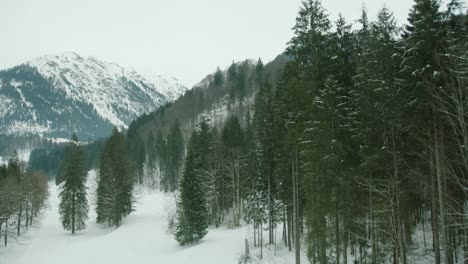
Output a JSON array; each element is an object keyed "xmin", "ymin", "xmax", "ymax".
[{"xmin": 0, "ymin": 0, "xmax": 432, "ymax": 87}]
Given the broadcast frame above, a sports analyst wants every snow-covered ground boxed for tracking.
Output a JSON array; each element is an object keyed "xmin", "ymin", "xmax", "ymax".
[{"xmin": 2, "ymin": 171, "xmax": 303, "ymax": 264}]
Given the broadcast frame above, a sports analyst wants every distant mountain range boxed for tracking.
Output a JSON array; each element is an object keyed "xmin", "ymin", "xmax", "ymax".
[{"xmin": 0, "ymin": 52, "xmax": 187, "ymax": 139}]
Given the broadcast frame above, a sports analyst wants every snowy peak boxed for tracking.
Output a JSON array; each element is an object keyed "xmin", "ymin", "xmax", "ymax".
[{"xmin": 0, "ymin": 52, "xmax": 188, "ymax": 139}]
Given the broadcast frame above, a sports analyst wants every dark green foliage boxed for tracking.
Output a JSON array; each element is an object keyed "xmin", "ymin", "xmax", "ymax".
[
  {"xmin": 255, "ymin": 58, "xmax": 264, "ymax": 85},
  {"xmin": 223, "ymin": 1, "xmax": 467, "ymax": 263},
  {"xmin": 87, "ymin": 2, "xmax": 467, "ymax": 262},
  {"xmin": 96, "ymin": 127, "xmax": 134, "ymax": 227},
  {"xmin": 227, "ymin": 62, "xmax": 238, "ymax": 82},
  {"xmin": 222, "ymin": 116, "xmax": 243, "ymax": 148},
  {"xmin": 154, "ymin": 130, "xmax": 168, "ymax": 190},
  {"xmin": 213, "ymin": 67, "xmax": 224, "ymax": 86},
  {"xmin": 175, "ymin": 122, "xmax": 210, "ymax": 245},
  {"xmin": 127, "ymin": 122, "xmax": 146, "ymax": 184},
  {"xmin": 30, "ymin": 147, "xmax": 65, "ymax": 180},
  {"xmin": 287, "ymin": 0, "xmax": 331, "ymax": 95},
  {"xmin": 29, "ymin": 138, "xmax": 105, "ymax": 180},
  {"xmin": 165, "ymin": 120, "xmax": 185, "ymax": 191},
  {"xmin": 58, "ymin": 134, "xmax": 88, "ymax": 234}
]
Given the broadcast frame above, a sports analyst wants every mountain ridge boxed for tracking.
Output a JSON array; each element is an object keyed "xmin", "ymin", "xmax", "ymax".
[{"xmin": 0, "ymin": 52, "xmax": 188, "ymax": 139}]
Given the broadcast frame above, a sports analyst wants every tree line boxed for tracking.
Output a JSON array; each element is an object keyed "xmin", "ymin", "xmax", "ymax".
[
  {"xmin": 251, "ymin": 0, "xmax": 467, "ymax": 263},
  {"xmin": 44, "ymin": 1, "xmax": 467, "ymax": 263},
  {"xmin": 57, "ymin": 129, "xmax": 134, "ymax": 233},
  {"xmin": 0, "ymin": 152, "xmax": 49, "ymax": 247},
  {"xmin": 160, "ymin": 1, "xmax": 468, "ymax": 264}
]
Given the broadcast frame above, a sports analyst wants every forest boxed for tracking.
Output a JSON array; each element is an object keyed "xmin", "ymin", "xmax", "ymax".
[
  {"xmin": 1, "ymin": 0, "xmax": 467, "ymax": 263},
  {"xmin": 130, "ymin": 0, "xmax": 467, "ymax": 263}
]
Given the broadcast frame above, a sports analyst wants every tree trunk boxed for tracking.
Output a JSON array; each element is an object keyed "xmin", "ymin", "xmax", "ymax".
[
  {"xmin": 25, "ymin": 200, "xmax": 29, "ymax": 230},
  {"xmin": 431, "ymin": 150, "xmax": 441, "ymax": 264},
  {"xmin": 369, "ymin": 171, "xmax": 376, "ymax": 264},
  {"xmin": 232, "ymin": 166, "xmax": 236, "ymax": 227},
  {"xmin": 435, "ymin": 125, "xmax": 450, "ymax": 264},
  {"xmin": 283, "ymin": 210, "xmax": 287, "ymax": 247},
  {"xmin": 260, "ymin": 220, "xmax": 263, "ymax": 259},
  {"xmin": 17, "ymin": 204, "xmax": 22, "ymax": 237},
  {"xmin": 464, "ymin": 201, "xmax": 468, "ymax": 264},
  {"xmin": 237, "ymin": 164, "xmax": 241, "ymax": 228},
  {"xmin": 343, "ymin": 227, "xmax": 348, "ymax": 264},
  {"xmin": 391, "ymin": 126, "xmax": 406, "ymax": 264},
  {"xmin": 254, "ymin": 219, "xmax": 257, "ymax": 247},
  {"xmin": 72, "ymin": 189, "xmax": 76, "ymax": 234},
  {"xmin": 268, "ymin": 161, "xmax": 273, "ymax": 245},
  {"xmin": 29, "ymin": 205, "xmax": 34, "ymax": 226},
  {"xmin": 288, "ymin": 209, "xmax": 292, "ymax": 252},
  {"xmin": 422, "ymin": 207, "xmax": 427, "ymax": 249},
  {"xmin": 4, "ymin": 217, "xmax": 8, "ymax": 247},
  {"xmin": 245, "ymin": 238, "xmax": 250, "ymax": 258},
  {"xmin": 335, "ymin": 211, "xmax": 340, "ymax": 264},
  {"xmin": 293, "ymin": 150, "xmax": 300, "ymax": 264}
]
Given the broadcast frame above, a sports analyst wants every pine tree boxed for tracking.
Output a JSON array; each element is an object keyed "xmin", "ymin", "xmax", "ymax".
[
  {"xmin": 237, "ymin": 61, "xmax": 248, "ymax": 101},
  {"xmin": 213, "ymin": 66, "xmax": 224, "ymax": 86},
  {"xmin": 155, "ymin": 130, "xmax": 169, "ymax": 191},
  {"xmin": 175, "ymin": 125, "xmax": 209, "ymax": 245},
  {"xmin": 58, "ymin": 134, "xmax": 88, "ymax": 234},
  {"xmin": 401, "ymin": 2, "xmax": 452, "ymax": 263},
  {"xmin": 255, "ymin": 58, "xmax": 264, "ymax": 86},
  {"xmin": 221, "ymin": 115, "xmax": 245, "ymax": 227},
  {"xmin": 227, "ymin": 62, "xmax": 238, "ymax": 103},
  {"xmin": 222, "ymin": 116, "xmax": 243, "ymax": 148},
  {"xmin": 96, "ymin": 127, "xmax": 134, "ymax": 227},
  {"xmin": 287, "ymin": 0, "xmax": 331, "ymax": 95},
  {"xmin": 166, "ymin": 120, "xmax": 184, "ymax": 191}
]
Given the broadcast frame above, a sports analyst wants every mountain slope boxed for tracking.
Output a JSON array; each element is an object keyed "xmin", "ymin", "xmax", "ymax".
[
  {"xmin": 0, "ymin": 52, "xmax": 187, "ymax": 139},
  {"xmin": 128, "ymin": 54, "xmax": 290, "ymax": 141}
]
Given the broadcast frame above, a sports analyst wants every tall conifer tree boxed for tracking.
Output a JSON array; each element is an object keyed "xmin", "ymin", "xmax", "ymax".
[
  {"xmin": 97, "ymin": 127, "xmax": 134, "ymax": 227},
  {"xmin": 58, "ymin": 134, "xmax": 88, "ymax": 234},
  {"xmin": 175, "ymin": 122, "xmax": 209, "ymax": 245}
]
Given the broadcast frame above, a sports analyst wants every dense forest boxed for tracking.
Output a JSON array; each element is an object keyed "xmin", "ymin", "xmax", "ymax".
[
  {"xmin": 124, "ymin": 0, "xmax": 468, "ymax": 263},
  {"xmin": 1, "ymin": 0, "xmax": 466, "ymax": 264}
]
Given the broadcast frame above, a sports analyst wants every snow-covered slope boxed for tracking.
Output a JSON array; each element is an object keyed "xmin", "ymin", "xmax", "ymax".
[{"xmin": 0, "ymin": 52, "xmax": 187, "ymax": 139}]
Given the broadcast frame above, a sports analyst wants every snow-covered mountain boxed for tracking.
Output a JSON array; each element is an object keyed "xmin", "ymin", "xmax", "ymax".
[{"xmin": 0, "ymin": 52, "xmax": 187, "ymax": 139}]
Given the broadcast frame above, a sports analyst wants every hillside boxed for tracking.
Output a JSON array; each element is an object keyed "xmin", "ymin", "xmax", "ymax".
[
  {"xmin": 0, "ymin": 52, "xmax": 187, "ymax": 139},
  {"xmin": 129, "ymin": 54, "xmax": 290, "ymax": 142}
]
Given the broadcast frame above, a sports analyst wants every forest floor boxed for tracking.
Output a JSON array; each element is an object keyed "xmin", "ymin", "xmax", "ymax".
[{"xmin": 0, "ymin": 170, "xmax": 304, "ymax": 264}]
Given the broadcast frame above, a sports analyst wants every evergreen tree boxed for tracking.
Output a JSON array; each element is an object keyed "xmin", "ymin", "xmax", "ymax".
[
  {"xmin": 287, "ymin": 0, "xmax": 331, "ymax": 95},
  {"xmin": 222, "ymin": 116, "xmax": 244, "ymax": 148},
  {"xmin": 227, "ymin": 62, "xmax": 238, "ymax": 103},
  {"xmin": 147, "ymin": 132, "xmax": 156, "ymax": 174},
  {"xmin": 58, "ymin": 134, "xmax": 88, "ymax": 234},
  {"xmin": 96, "ymin": 127, "xmax": 134, "ymax": 227},
  {"xmin": 236, "ymin": 61, "xmax": 249, "ymax": 101},
  {"xmin": 401, "ymin": 2, "xmax": 453, "ymax": 263},
  {"xmin": 175, "ymin": 123, "xmax": 209, "ymax": 245},
  {"xmin": 166, "ymin": 119, "xmax": 184, "ymax": 191},
  {"xmin": 255, "ymin": 58, "xmax": 264, "ymax": 86},
  {"xmin": 213, "ymin": 66, "xmax": 224, "ymax": 86},
  {"xmin": 155, "ymin": 130, "xmax": 169, "ymax": 191}
]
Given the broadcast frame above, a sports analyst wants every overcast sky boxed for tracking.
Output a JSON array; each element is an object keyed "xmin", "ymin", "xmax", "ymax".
[{"xmin": 0, "ymin": 0, "xmax": 433, "ymax": 87}]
